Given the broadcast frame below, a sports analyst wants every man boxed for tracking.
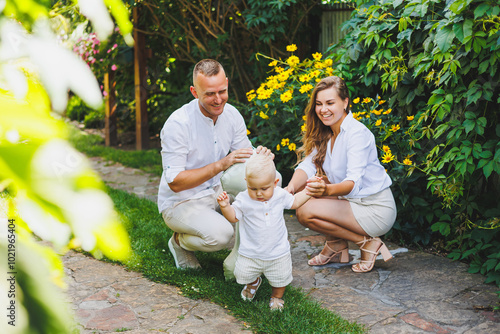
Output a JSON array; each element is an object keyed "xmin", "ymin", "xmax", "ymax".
[{"xmin": 158, "ymin": 59, "xmax": 268, "ymax": 269}]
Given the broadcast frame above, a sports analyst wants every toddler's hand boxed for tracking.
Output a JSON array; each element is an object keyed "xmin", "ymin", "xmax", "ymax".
[{"xmin": 217, "ymin": 191, "xmax": 230, "ymax": 208}]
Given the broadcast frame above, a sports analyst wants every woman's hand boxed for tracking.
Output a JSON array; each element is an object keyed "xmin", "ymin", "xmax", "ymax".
[{"xmin": 305, "ymin": 176, "xmax": 327, "ymax": 197}]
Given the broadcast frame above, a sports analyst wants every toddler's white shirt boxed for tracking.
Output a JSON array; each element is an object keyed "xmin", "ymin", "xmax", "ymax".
[{"xmin": 232, "ymin": 187, "xmax": 295, "ymax": 261}]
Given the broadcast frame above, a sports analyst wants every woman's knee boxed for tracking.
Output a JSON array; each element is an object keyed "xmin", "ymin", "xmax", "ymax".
[{"xmin": 296, "ymin": 206, "xmax": 314, "ymax": 228}]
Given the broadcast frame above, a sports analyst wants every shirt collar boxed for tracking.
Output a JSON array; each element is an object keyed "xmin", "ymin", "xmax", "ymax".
[{"xmin": 340, "ymin": 112, "xmax": 355, "ymax": 132}]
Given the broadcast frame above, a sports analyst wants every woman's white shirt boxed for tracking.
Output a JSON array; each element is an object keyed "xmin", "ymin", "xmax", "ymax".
[{"xmin": 296, "ymin": 112, "xmax": 391, "ymax": 198}]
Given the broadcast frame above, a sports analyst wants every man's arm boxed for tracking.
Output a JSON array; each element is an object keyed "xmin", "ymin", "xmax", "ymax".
[{"xmin": 168, "ymin": 148, "xmax": 253, "ymax": 193}]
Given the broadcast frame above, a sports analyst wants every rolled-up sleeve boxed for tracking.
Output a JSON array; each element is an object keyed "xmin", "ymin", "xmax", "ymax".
[
  {"xmin": 161, "ymin": 120, "xmax": 189, "ymax": 183},
  {"xmin": 296, "ymin": 150, "xmax": 317, "ymax": 178}
]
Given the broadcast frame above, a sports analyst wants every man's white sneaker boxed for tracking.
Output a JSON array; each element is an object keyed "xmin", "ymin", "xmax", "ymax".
[{"xmin": 168, "ymin": 234, "xmax": 201, "ymax": 269}]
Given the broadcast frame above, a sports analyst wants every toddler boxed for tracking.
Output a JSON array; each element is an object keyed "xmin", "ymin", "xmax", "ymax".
[{"xmin": 217, "ymin": 152, "xmax": 314, "ymax": 311}]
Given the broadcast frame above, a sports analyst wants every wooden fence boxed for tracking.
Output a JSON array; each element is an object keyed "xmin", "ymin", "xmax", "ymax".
[{"xmin": 319, "ymin": 3, "xmax": 355, "ymax": 52}]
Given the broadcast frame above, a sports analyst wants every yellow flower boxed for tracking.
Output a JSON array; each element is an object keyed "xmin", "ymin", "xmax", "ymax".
[
  {"xmin": 371, "ymin": 109, "xmax": 382, "ymax": 116},
  {"xmin": 275, "ymin": 66, "xmax": 285, "ymax": 73},
  {"xmin": 281, "ymin": 138, "xmax": 290, "ymax": 146},
  {"xmin": 407, "ymin": 115, "xmax": 414, "ymax": 121},
  {"xmin": 403, "ymin": 158, "xmax": 413, "ymax": 165},
  {"xmin": 312, "ymin": 52, "xmax": 322, "ymax": 61},
  {"xmin": 288, "ymin": 143, "xmax": 296, "ymax": 151},
  {"xmin": 299, "ymin": 74, "xmax": 310, "ymax": 82},
  {"xmin": 362, "ymin": 97, "xmax": 372, "ymax": 103},
  {"xmin": 381, "ymin": 152, "xmax": 395, "ymax": 163},
  {"xmin": 247, "ymin": 129, "xmax": 251, "ymax": 135},
  {"xmin": 264, "ymin": 104, "xmax": 268, "ymax": 108},
  {"xmin": 314, "ymin": 62, "xmax": 325, "ymax": 69},
  {"xmin": 378, "ymin": 100, "xmax": 386, "ymax": 105},
  {"xmin": 324, "ymin": 59, "xmax": 333, "ymax": 67},
  {"xmin": 382, "ymin": 145, "xmax": 391, "ymax": 153},
  {"xmin": 280, "ymin": 89, "xmax": 293, "ymax": 103},
  {"xmin": 353, "ymin": 97, "xmax": 360, "ymax": 104},
  {"xmin": 286, "ymin": 44, "xmax": 298, "ymax": 52},
  {"xmin": 259, "ymin": 111, "xmax": 269, "ymax": 120},
  {"xmin": 276, "ymin": 144, "xmax": 281, "ymax": 151},
  {"xmin": 352, "ymin": 112, "xmax": 363, "ymax": 121},
  {"xmin": 268, "ymin": 60, "xmax": 278, "ymax": 67},
  {"xmin": 391, "ymin": 124, "xmax": 401, "ymax": 132},
  {"xmin": 286, "ymin": 55, "xmax": 300, "ymax": 67},
  {"xmin": 302, "ymin": 115, "xmax": 307, "ymax": 120},
  {"xmin": 375, "ymin": 119, "xmax": 382, "ymax": 126},
  {"xmin": 246, "ymin": 89, "xmax": 256, "ymax": 102},
  {"xmin": 325, "ymin": 67, "xmax": 334, "ymax": 76},
  {"xmin": 383, "ymin": 108, "xmax": 392, "ymax": 114},
  {"xmin": 301, "ymin": 123, "xmax": 307, "ymax": 132},
  {"xmin": 299, "ymin": 84, "xmax": 314, "ymax": 94}
]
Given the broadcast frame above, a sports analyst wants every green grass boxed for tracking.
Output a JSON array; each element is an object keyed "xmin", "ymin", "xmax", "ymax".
[
  {"xmin": 68, "ymin": 126, "xmax": 162, "ymax": 176},
  {"xmin": 108, "ymin": 187, "xmax": 366, "ymax": 334}
]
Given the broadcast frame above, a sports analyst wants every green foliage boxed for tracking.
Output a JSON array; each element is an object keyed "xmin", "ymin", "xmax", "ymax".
[
  {"xmin": 66, "ymin": 94, "xmax": 89, "ymax": 122},
  {"xmin": 322, "ymin": 0, "xmax": 500, "ymax": 285},
  {"xmin": 108, "ymin": 187, "xmax": 366, "ymax": 334},
  {"xmin": 1, "ymin": 1, "xmax": 134, "ymax": 332},
  {"xmin": 83, "ymin": 109, "xmax": 105, "ymax": 128}
]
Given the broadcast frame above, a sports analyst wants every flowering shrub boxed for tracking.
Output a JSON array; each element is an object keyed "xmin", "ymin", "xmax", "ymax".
[
  {"xmin": 245, "ymin": 45, "xmax": 419, "ymax": 184},
  {"xmin": 72, "ymin": 28, "xmax": 122, "ymax": 83}
]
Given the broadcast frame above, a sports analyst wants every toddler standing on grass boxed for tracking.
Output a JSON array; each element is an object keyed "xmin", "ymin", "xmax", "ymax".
[{"xmin": 217, "ymin": 152, "xmax": 314, "ymax": 311}]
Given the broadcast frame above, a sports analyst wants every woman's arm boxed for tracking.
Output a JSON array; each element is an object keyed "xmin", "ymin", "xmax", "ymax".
[
  {"xmin": 284, "ymin": 169, "xmax": 309, "ymax": 194},
  {"xmin": 305, "ymin": 178, "xmax": 354, "ymax": 198}
]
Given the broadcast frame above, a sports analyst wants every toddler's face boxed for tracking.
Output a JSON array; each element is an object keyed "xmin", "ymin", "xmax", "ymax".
[{"xmin": 246, "ymin": 173, "xmax": 278, "ymax": 202}]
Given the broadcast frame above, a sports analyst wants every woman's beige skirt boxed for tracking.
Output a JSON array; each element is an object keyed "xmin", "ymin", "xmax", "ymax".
[{"xmin": 345, "ymin": 187, "xmax": 397, "ymax": 237}]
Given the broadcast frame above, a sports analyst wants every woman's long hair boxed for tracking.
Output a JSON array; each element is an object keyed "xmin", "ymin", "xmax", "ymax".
[{"xmin": 296, "ymin": 76, "xmax": 350, "ymax": 175}]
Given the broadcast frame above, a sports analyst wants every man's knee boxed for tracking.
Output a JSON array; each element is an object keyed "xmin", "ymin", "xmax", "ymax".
[{"xmin": 205, "ymin": 223, "xmax": 234, "ymax": 251}]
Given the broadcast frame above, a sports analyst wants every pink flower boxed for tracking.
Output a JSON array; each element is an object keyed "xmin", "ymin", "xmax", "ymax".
[
  {"xmin": 113, "ymin": 44, "xmax": 118, "ymax": 49},
  {"xmin": 111, "ymin": 64, "xmax": 117, "ymax": 71},
  {"xmin": 103, "ymin": 91, "xmax": 108, "ymax": 97}
]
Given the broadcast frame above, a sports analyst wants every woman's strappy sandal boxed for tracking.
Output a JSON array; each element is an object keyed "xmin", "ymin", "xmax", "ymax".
[
  {"xmin": 352, "ymin": 237, "xmax": 392, "ymax": 273},
  {"xmin": 308, "ymin": 239, "xmax": 350, "ymax": 266},
  {"xmin": 241, "ymin": 277, "xmax": 262, "ymax": 301}
]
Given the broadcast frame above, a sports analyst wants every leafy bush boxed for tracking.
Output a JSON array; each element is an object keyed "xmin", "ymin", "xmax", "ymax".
[
  {"xmin": 326, "ymin": 0, "xmax": 500, "ymax": 286},
  {"xmin": 84, "ymin": 109, "xmax": 105, "ymax": 128},
  {"xmin": 66, "ymin": 95, "xmax": 89, "ymax": 122},
  {"xmin": 246, "ymin": 0, "xmax": 500, "ymax": 287}
]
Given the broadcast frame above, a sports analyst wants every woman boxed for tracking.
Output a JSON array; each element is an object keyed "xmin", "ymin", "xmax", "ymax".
[{"xmin": 285, "ymin": 76, "xmax": 397, "ymax": 273}]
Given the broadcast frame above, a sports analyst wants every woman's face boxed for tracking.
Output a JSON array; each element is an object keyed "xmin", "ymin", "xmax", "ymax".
[{"xmin": 314, "ymin": 87, "xmax": 349, "ymax": 129}]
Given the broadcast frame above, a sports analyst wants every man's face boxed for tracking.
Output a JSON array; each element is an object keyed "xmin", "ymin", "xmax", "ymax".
[{"xmin": 190, "ymin": 70, "xmax": 228, "ymax": 122}]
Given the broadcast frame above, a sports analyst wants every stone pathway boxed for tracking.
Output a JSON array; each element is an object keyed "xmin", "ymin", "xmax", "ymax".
[{"xmin": 63, "ymin": 156, "xmax": 500, "ymax": 333}]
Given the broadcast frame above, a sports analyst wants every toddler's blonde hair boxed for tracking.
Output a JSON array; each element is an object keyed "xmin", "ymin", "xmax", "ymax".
[{"xmin": 245, "ymin": 152, "xmax": 276, "ymax": 180}]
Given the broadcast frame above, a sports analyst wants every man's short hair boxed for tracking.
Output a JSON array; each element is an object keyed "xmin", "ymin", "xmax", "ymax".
[
  {"xmin": 245, "ymin": 152, "xmax": 276, "ymax": 180},
  {"xmin": 193, "ymin": 59, "xmax": 224, "ymax": 84}
]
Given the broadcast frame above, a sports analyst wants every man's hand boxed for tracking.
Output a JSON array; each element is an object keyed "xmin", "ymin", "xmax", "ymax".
[
  {"xmin": 255, "ymin": 145, "xmax": 275, "ymax": 160},
  {"xmin": 217, "ymin": 191, "xmax": 231, "ymax": 208},
  {"xmin": 220, "ymin": 148, "xmax": 253, "ymax": 171}
]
